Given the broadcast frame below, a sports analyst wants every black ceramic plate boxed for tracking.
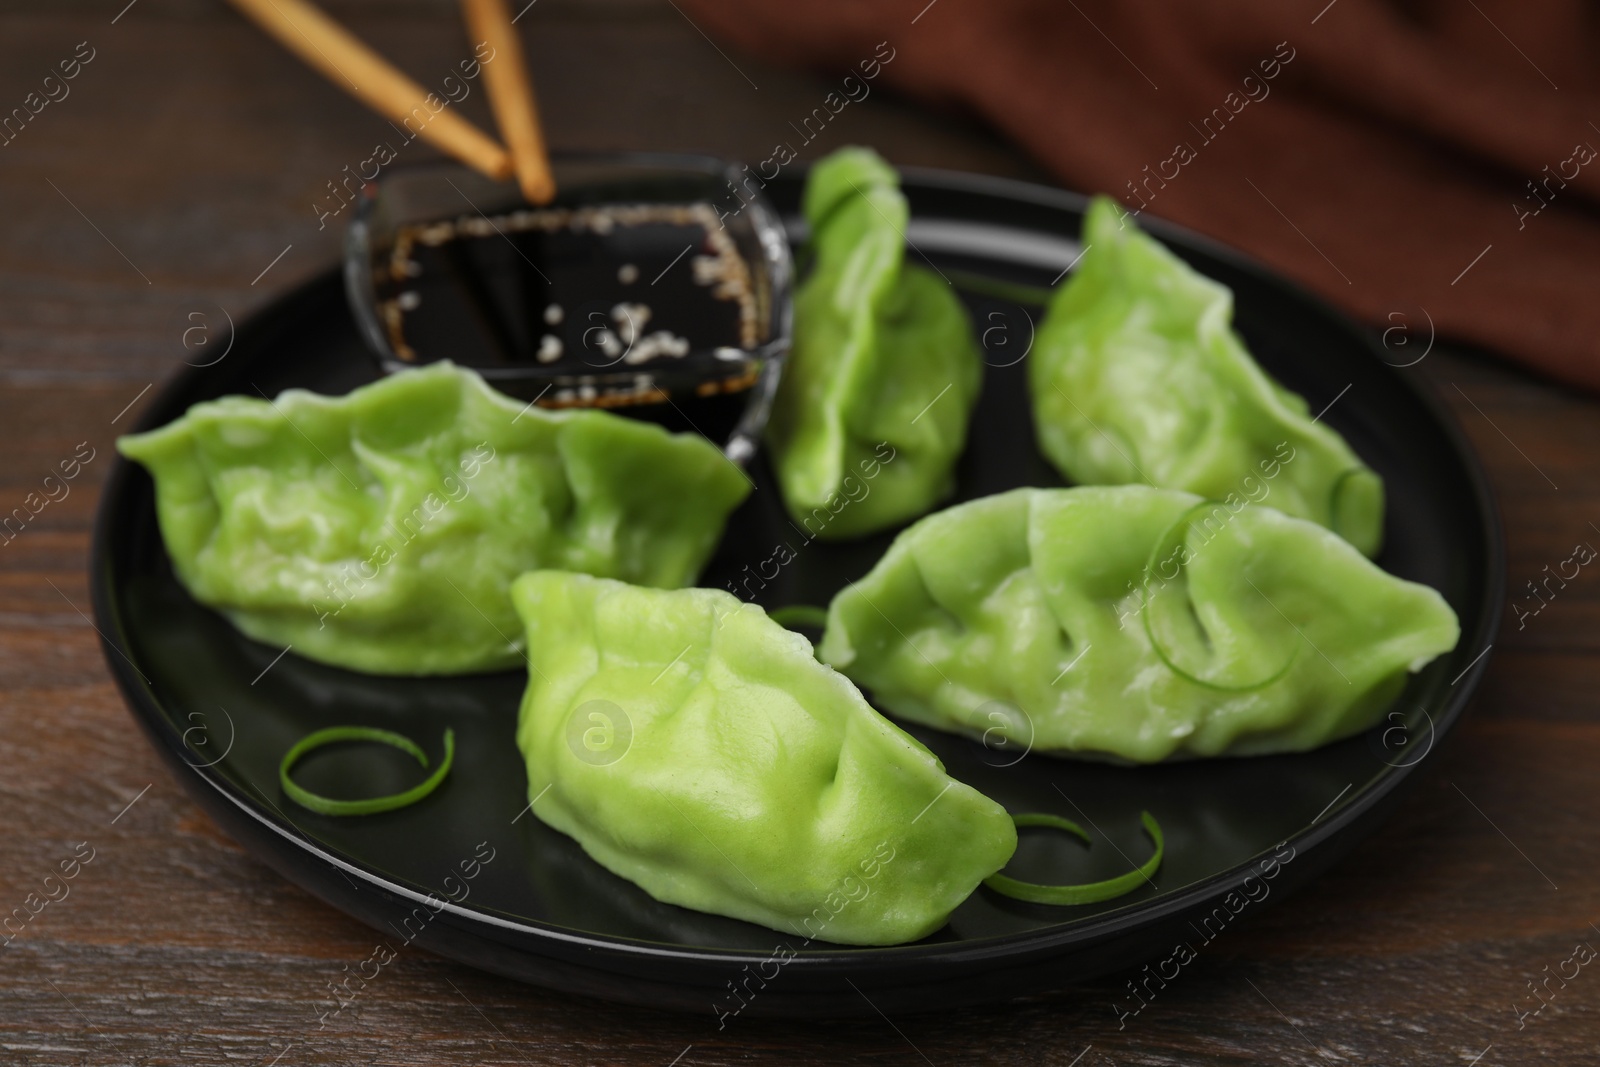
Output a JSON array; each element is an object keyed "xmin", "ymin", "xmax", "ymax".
[{"xmin": 91, "ymin": 168, "xmax": 1502, "ymax": 1018}]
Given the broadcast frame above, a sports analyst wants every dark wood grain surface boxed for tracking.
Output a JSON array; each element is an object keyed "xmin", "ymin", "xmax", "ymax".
[{"xmin": 2, "ymin": 4, "xmax": 1594, "ymax": 1064}]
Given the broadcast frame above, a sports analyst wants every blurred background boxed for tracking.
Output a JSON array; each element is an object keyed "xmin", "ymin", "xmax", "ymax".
[
  {"xmin": 1, "ymin": 0, "xmax": 1044, "ymax": 392},
  {"xmin": 7, "ymin": 0, "xmax": 1597, "ymax": 388}
]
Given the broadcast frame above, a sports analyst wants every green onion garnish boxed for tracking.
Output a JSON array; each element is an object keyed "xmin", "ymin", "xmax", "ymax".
[
  {"xmin": 984, "ymin": 811, "xmax": 1164, "ymax": 906},
  {"xmin": 279, "ymin": 726, "xmax": 455, "ymax": 816},
  {"xmin": 945, "ymin": 269, "xmax": 1057, "ymax": 307},
  {"xmin": 769, "ymin": 604, "xmax": 831, "ymax": 630},
  {"xmin": 1141, "ymin": 503, "xmax": 1297, "ymax": 692}
]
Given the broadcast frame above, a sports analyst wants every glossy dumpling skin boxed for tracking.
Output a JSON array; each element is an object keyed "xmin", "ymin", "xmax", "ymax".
[
  {"xmin": 819, "ymin": 486, "xmax": 1459, "ymax": 762},
  {"xmin": 1029, "ymin": 196, "xmax": 1384, "ymax": 557},
  {"xmin": 511, "ymin": 571, "xmax": 1016, "ymax": 946},
  {"xmin": 766, "ymin": 146, "xmax": 982, "ymax": 540},
  {"xmin": 117, "ymin": 362, "xmax": 749, "ymax": 675}
]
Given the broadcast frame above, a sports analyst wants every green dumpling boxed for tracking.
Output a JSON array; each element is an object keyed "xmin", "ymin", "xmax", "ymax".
[
  {"xmin": 766, "ymin": 146, "xmax": 982, "ymax": 540},
  {"xmin": 819, "ymin": 486, "xmax": 1459, "ymax": 762},
  {"xmin": 1030, "ymin": 196, "xmax": 1384, "ymax": 556},
  {"xmin": 511, "ymin": 570, "xmax": 1016, "ymax": 946},
  {"xmin": 117, "ymin": 362, "xmax": 749, "ymax": 675}
]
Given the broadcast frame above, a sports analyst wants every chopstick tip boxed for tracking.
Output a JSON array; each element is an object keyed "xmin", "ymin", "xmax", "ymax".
[{"xmin": 520, "ymin": 175, "xmax": 557, "ymax": 205}]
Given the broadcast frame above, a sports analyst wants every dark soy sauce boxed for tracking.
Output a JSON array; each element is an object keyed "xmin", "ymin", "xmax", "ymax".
[{"xmin": 373, "ymin": 201, "xmax": 760, "ymax": 443}]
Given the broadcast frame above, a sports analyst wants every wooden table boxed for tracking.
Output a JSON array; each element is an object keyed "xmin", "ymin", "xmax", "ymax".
[{"xmin": 2, "ymin": 4, "xmax": 1592, "ymax": 1064}]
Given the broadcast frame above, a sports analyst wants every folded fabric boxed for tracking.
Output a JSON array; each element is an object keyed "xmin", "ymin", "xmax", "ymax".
[{"xmin": 679, "ymin": 0, "xmax": 1600, "ymax": 391}]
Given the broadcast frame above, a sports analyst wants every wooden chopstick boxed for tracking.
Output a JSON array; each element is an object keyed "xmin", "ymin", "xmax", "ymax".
[
  {"xmin": 226, "ymin": 0, "xmax": 513, "ymax": 183},
  {"xmin": 459, "ymin": 0, "xmax": 556, "ymax": 204}
]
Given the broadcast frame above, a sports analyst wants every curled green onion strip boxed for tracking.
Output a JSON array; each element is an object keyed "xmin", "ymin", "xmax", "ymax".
[
  {"xmin": 944, "ymin": 269, "xmax": 1057, "ymax": 307},
  {"xmin": 1141, "ymin": 503, "xmax": 1297, "ymax": 693},
  {"xmin": 280, "ymin": 726, "xmax": 455, "ymax": 816},
  {"xmin": 769, "ymin": 604, "xmax": 831, "ymax": 630},
  {"xmin": 1329, "ymin": 466, "xmax": 1381, "ymax": 546},
  {"xmin": 984, "ymin": 811, "xmax": 1164, "ymax": 906}
]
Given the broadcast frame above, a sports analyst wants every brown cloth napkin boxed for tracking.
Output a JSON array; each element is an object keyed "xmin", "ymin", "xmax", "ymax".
[{"xmin": 679, "ymin": 0, "xmax": 1600, "ymax": 391}]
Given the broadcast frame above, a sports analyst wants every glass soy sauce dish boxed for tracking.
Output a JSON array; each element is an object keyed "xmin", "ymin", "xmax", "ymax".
[{"xmin": 345, "ymin": 154, "xmax": 793, "ymax": 462}]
